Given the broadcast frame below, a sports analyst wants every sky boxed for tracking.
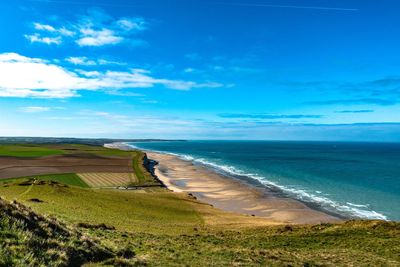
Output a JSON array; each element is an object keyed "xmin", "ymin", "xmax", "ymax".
[{"xmin": 0, "ymin": 0, "xmax": 400, "ymax": 141}]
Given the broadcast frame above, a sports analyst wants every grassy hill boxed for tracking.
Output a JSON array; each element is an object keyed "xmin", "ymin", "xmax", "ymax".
[
  {"xmin": 0, "ymin": 143, "xmax": 399, "ymax": 266},
  {"xmin": 0, "ymin": 195, "xmax": 116, "ymax": 266}
]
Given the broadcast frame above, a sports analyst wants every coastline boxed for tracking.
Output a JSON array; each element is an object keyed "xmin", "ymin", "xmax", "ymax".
[{"xmin": 107, "ymin": 142, "xmax": 340, "ymax": 224}]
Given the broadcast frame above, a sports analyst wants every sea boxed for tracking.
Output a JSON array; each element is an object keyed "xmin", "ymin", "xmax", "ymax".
[{"xmin": 127, "ymin": 140, "xmax": 400, "ymax": 221}]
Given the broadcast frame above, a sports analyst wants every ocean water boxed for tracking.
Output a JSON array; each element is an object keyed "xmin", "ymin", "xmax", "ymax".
[{"xmin": 128, "ymin": 141, "xmax": 400, "ymax": 221}]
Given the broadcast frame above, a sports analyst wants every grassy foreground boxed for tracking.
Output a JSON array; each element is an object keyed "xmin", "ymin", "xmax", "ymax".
[
  {"xmin": 0, "ymin": 180, "xmax": 399, "ymax": 266},
  {"xmin": 0, "ymin": 143, "xmax": 399, "ymax": 266}
]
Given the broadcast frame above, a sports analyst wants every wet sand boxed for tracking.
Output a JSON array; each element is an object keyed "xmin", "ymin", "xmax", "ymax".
[{"xmin": 147, "ymin": 151, "xmax": 340, "ymax": 224}]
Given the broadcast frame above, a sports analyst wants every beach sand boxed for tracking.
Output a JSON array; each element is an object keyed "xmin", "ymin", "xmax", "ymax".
[{"xmin": 147, "ymin": 151, "xmax": 340, "ymax": 224}]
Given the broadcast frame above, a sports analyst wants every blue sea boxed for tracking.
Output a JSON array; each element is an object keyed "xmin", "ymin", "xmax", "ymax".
[{"xmin": 127, "ymin": 141, "xmax": 400, "ymax": 221}]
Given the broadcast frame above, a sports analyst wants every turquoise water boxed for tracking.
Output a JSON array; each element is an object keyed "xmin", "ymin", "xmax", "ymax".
[{"xmin": 128, "ymin": 141, "xmax": 400, "ymax": 221}]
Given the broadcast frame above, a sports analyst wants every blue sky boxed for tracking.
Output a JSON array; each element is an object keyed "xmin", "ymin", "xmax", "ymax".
[{"xmin": 0, "ymin": 0, "xmax": 400, "ymax": 141}]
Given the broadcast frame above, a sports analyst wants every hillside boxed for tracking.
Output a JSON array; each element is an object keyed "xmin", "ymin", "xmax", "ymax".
[{"xmin": 0, "ymin": 144, "xmax": 399, "ymax": 266}]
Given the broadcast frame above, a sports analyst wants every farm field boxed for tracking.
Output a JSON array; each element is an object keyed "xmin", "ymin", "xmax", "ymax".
[
  {"xmin": 0, "ymin": 143, "xmax": 162, "ymax": 187},
  {"xmin": 78, "ymin": 172, "xmax": 137, "ymax": 187},
  {"xmin": 0, "ymin": 144, "xmax": 65, "ymax": 157}
]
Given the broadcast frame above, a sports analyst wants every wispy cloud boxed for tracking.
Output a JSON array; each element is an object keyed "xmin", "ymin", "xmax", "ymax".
[
  {"xmin": 219, "ymin": 113, "xmax": 323, "ymax": 119},
  {"xmin": 305, "ymin": 98, "xmax": 397, "ymax": 106},
  {"xmin": 19, "ymin": 106, "xmax": 50, "ymax": 113},
  {"xmin": 65, "ymin": 56, "xmax": 96, "ymax": 65},
  {"xmin": 24, "ymin": 9, "xmax": 147, "ymax": 47},
  {"xmin": 363, "ymin": 77, "xmax": 400, "ymax": 87},
  {"xmin": 184, "ymin": 68, "xmax": 196, "ymax": 73},
  {"xmin": 0, "ymin": 52, "xmax": 224, "ymax": 98},
  {"xmin": 34, "ymin": 22, "xmax": 75, "ymax": 36},
  {"xmin": 285, "ymin": 77, "xmax": 400, "ymax": 105},
  {"xmin": 185, "ymin": 53, "xmax": 202, "ymax": 61},
  {"xmin": 76, "ymin": 28, "xmax": 123, "ymax": 46},
  {"xmin": 336, "ymin": 110, "xmax": 374, "ymax": 113},
  {"xmin": 24, "ymin": 22, "xmax": 74, "ymax": 45},
  {"xmin": 65, "ymin": 56, "xmax": 126, "ymax": 66},
  {"xmin": 24, "ymin": 34, "xmax": 62, "ymax": 45}
]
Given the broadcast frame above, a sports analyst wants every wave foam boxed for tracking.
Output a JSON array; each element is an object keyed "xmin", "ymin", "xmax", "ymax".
[{"xmin": 126, "ymin": 143, "xmax": 388, "ymax": 220}]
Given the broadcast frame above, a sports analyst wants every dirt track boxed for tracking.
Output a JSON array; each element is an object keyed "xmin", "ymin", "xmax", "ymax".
[{"xmin": 0, "ymin": 154, "xmax": 133, "ymax": 179}]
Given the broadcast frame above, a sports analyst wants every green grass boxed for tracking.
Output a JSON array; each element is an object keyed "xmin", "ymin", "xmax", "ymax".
[
  {"xmin": 0, "ymin": 143, "xmax": 135, "ymax": 158},
  {"xmin": 0, "ymin": 182, "xmax": 399, "ymax": 266},
  {"xmin": 0, "ymin": 144, "xmax": 65, "ymax": 157},
  {"xmin": 0, "ymin": 183, "xmax": 201, "ymax": 234},
  {"xmin": 49, "ymin": 144, "xmax": 134, "ymax": 157},
  {"xmin": 0, "ymin": 197, "xmax": 116, "ymax": 266},
  {"xmin": 132, "ymin": 151, "xmax": 160, "ymax": 186},
  {"xmin": 94, "ymin": 220, "xmax": 400, "ymax": 266},
  {"xmin": 0, "ymin": 173, "xmax": 89, "ymax": 188}
]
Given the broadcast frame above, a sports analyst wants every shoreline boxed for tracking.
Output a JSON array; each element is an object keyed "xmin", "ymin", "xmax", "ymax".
[
  {"xmin": 106, "ymin": 142, "xmax": 340, "ymax": 224},
  {"xmin": 148, "ymin": 152, "xmax": 340, "ymax": 224}
]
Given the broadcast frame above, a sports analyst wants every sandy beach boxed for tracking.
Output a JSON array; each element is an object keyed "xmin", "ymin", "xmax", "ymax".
[{"xmin": 147, "ymin": 151, "xmax": 340, "ymax": 224}]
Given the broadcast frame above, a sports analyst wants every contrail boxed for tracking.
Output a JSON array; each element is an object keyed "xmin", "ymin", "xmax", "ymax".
[{"xmin": 214, "ymin": 2, "xmax": 359, "ymax": 11}]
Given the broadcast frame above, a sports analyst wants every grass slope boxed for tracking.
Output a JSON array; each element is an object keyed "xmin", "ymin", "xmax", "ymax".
[
  {"xmin": 98, "ymin": 220, "xmax": 400, "ymax": 266},
  {"xmin": 0, "ymin": 182, "xmax": 201, "ymax": 234},
  {"xmin": 0, "ymin": 196, "xmax": 116, "ymax": 266},
  {"xmin": 0, "ymin": 182, "xmax": 399, "ymax": 266}
]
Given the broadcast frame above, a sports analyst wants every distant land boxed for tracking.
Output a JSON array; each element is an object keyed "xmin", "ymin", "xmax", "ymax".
[{"xmin": 0, "ymin": 136, "xmax": 185, "ymax": 146}]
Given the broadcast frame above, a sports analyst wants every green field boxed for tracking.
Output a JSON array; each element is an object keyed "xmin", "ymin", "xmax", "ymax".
[
  {"xmin": 0, "ymin": 143, "xmax": 399, "ymax": 266},
  {"xmin": 0, "ymin": 144, "xmax": 65, "ymax": 157},
  {"xmin": 0, "ymin": 143, "xmax": 136, "ymax": 158},
  {"xmin": 0, "ymin": 173, "xmax": 89, "ymax": 188}
]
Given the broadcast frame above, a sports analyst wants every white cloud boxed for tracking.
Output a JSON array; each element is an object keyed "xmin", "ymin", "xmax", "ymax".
[
  {"xmin": 0, "ymin": 53, "xmax": 224, "ymax": 98},
  {"xmin": 65, "ymin": 56, "xmax": 96, "ymax": 65},
  {"xmin": 27, "ymin": 23, "xmax": 76, "ymax": 45},
  {"xmin": 58, "ymin": 27, "xmax": 75, "ymax": 37},
  {"xmin": 19, "ymin": 106, "xmax": 50, "ymax": 113},
  {"xmin": 184, "ymin": 68, "xmax": 195, "ymax": 73},
  {"xmin": 76, "ymin": 28, "xmax": 123, "ymax": 46},
  {"xmin": 0, "ymin": 53, "xmax": 44, "ymax": 63},
  {"xmin": 97, "ymin": 59, "xmax": 126, "ymax": 65},
  {"xmin": 116, "ymin": 18, "xmax": 147, "ymax": 31},
  {"xmin": 65, "ymin": 56, "xmax": 126, "ymax": 66},
  {"xmin": 33, "ymin": 23, "xmax": 75, "ymax": 36},
  {"xmin": 25, "ymin": 10, "xmax": 147, "ymax": 47},
  {"xmin": 34, "ymin": 23, "xmax": 56, "ymax": 32},
  {"xmin": 24, "ymin": 34, "xmax": 62, "ymax": 45}
]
